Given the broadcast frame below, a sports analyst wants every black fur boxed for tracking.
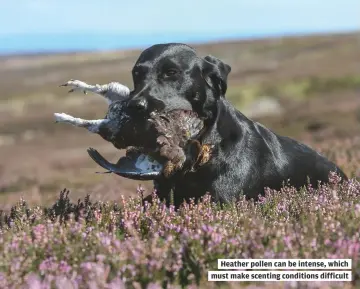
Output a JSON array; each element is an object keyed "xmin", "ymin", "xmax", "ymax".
[{"xmin": 127, "ymin": 43, "xmax": 348, "ymax": 207}]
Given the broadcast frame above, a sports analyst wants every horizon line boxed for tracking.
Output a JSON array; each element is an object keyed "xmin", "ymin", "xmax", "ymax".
[{"xmin": 1, "ymin": 28, "xmax": 359, "ymax": 57}]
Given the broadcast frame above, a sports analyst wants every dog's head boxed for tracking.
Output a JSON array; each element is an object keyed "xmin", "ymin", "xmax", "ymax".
[{"xmin": 127, "ymin": 43, "xmax": 231, "ymax": 122}]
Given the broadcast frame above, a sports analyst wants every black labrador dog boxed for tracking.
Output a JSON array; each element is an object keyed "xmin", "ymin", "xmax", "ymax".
[{"xmin": 126, "ymin": 43, "xmax": 347, "ymax": 207}]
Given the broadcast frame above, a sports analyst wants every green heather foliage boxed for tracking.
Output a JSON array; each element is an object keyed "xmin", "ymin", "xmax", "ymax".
[{"xmin": 0, "ymin": 173, "xmax": 360, "ymax": 289}]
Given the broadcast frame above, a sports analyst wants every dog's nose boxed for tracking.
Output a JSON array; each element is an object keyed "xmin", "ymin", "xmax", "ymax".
[{"xmin": 128, "ymin": 98, "xmax": 148, "ymax": 112}]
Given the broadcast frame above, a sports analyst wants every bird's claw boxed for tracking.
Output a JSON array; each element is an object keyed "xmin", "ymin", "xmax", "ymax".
[
  {"xmin": 59, "ymin": 79, "xmax": 88, "ymax": 94},
  {"xmin": 67, "ymin": 88, "xmax": 87, "ymax": 94},
  {"xmin": 59, "ymin": 79, "xmax": 75, "ymax": 86}
]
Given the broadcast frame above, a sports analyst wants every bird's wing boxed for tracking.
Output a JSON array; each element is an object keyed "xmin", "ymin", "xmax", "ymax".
[{"xmin": 87, "ymin": 148, "xmax": 163, "ymax": 181}]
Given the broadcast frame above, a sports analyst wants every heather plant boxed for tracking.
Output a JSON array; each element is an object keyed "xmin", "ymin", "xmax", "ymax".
[{"xmin": 0, "ymin": 173, "xmax": 360, "ymax": 289}]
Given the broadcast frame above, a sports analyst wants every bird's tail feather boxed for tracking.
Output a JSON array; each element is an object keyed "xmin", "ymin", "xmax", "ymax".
[{"xmin": 87, "ymin": 148, "xmax": 118, "ymax": 172}]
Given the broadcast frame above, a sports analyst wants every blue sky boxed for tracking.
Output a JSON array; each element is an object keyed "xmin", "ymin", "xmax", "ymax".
[{"xmin": 1, "ymin": 0, "xmax": 359, "ymax": 54}]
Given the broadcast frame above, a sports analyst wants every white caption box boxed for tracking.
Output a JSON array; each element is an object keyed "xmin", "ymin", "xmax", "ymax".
[
  {"xmin": 218, "ymin": 259, "xmax": 352, "ymax": 270},
  {"xmin": 208, "ymin": 270, "xmax": 352, "ymax": 281}
]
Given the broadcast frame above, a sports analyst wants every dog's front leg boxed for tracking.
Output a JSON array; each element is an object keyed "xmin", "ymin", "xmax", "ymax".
[{"xmin": 142, "ymin": 179, "xmax": 173, "ymax": 206}]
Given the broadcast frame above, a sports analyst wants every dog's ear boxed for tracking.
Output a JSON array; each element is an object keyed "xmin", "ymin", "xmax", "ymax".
[
  {"xmin": 204, "ymin": 55, "xmax": 231, "ymax": 78},
  {"xmin": 202, "ymin": 55, "xmax": 231, "ymax": 97}
]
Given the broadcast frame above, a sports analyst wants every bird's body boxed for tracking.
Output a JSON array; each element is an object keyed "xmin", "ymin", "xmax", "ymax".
[
  {"xmin": 97, "ymin": 98, "xmax": 152, "ymax": 150},
  {"xmin": 87, "ymin": 109, "xmax": 208, "ymax": 179},
  {"xmin": 94, "ymin": 104, "xmax": 206, "ymax": 177}
]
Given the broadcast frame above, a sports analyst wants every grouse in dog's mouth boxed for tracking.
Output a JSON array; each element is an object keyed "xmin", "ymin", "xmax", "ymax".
[
  {"xmin": 85, "ymin": 108, "xmax": 209, "ymax": 180},
  {"xmin": 55, "ymin": 80, "xmax": 211, "ymax": 180}
]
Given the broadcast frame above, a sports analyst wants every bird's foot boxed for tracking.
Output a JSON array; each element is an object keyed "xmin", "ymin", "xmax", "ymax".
[
  {"xmin": 163, "ymin": 162, "xmax": 175, "ymax": 178},
  {"xmin": 59, "ymin": 79, "xmax": 92, "ymax": 94},
  {"xmin": 53, "ymin": 112, "xmax": 109, "ymax": 133},
  {"xmin": 162, "ymin": 154, "xmax": 187, "ymax": 178},
  {"xmin": 196, "ymin": 144, "xmax": 214, "ymax": 166},
  {"xmin": 183, "ymin": 140, "xmax": 214, "ymax": 172},
  {"xmin": 54, "ymin": 112, "xmax": 78, "ymax": 124}
]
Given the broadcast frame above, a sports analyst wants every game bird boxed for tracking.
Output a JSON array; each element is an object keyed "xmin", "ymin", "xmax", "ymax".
[{"xmin": 55, "ymin": 79, "xmax": 211, "ymax": 180}]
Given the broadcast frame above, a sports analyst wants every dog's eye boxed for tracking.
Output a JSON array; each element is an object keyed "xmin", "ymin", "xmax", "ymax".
[{"xmin": 163, "ymin": 68, "xmax": 178, "ymax": 78}]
